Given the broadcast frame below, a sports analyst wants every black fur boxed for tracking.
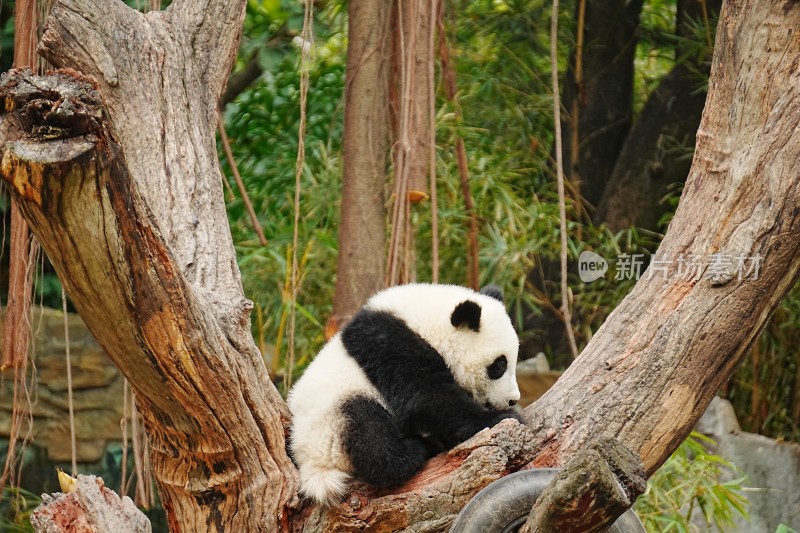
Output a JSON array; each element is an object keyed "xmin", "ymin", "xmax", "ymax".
[
  {"xmin": 340, "ymin": 309, "xmax": 521, "ymax": 489},
  {"xmin": 487, "ymin": 355, "xmax": 508, "ymax": 380},
  {"xmin": 341, "ymin": 396, "xmax": 428, "ymax": 488},
  {"xmin": 479, "ymin": 285, "xmax": 504, "ymax": 303},
  {"xmin": 450, "ymin": 300, "xmax": 482, "ymax": 331}
]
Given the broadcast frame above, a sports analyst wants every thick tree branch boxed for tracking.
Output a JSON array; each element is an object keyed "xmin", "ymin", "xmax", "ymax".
[
  {"xmin": 296, "ymin": 419, "xmax": 540, "ymax": 532},
  {"xmin": 523, "ymin": 0, "xmax": 800, "ymax": 475},
  {"xmin": 6, "ymin": 0, "xmax": 291, "ymax": 529},
  {"xmin": 3, "ymin": 1, "xmax": 798, "ymax": 531},
  {"xmin": 521, "ymin": 439, "xmax": 645, "ymax": 532},
  {"xmin": 0, "ymin": 68, "xmax": 295, "ymax": 531}
]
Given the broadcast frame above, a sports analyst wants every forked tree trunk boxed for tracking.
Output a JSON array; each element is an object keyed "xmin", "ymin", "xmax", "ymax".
[{"xmin": 0, "ymin": 0, "xmax": 798, "ymax": 531}]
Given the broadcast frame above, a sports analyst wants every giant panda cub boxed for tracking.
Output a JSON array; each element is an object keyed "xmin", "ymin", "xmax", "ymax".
[{"xmin": 288, "ymin": 283, "xmax": 523, "ymax": 506}]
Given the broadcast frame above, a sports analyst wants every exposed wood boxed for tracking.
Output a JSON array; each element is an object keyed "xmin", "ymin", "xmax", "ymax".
[
  {"xmin": 3, "ymin": 0, "xmax": 799, "ymax": 531},
  {"xmin": 521, "ymin": 438, "xmax": 645, "ymax": 533},
  {"xmin": 30, "ymin": 475, "xmax": 151, "ymax": 533},
  {"xmin": 294, "ymin": 419, "xmax": 539, "ymax": 533}
]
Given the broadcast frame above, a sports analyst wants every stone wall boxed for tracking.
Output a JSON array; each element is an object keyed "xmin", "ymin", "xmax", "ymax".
[{"xmin": 0, "ymin": 307, "xmax": 125, "ymax": 463}]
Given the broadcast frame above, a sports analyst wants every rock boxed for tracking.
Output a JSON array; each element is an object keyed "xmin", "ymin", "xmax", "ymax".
[
  {"xmin": 516, "ymin": 353, "xmax": 551, "ymax": 375},
  {"xmin": 695, "ymin": 396, "xmax": 741, "ymax": 436},
  {"xmin": 0, "ymin": 307, "xmax": 125, "ymax": 462},
  {"xmin": 693, "ymin": 397, "xmax": 800, "ymax": 531}
]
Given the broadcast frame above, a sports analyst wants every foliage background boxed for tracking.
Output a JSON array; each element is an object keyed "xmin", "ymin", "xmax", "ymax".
[{"xmin": 0, "ymin": 0, "xmax": 797, "ymax": 529}]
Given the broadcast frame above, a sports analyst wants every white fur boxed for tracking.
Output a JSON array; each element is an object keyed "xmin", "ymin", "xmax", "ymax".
[
  {"xmin": 287, "ymin": 336, "xmax": 381, "ymax": 505},
  {"xmin": 287, "ymin": 283, "xmax": 520, "ymax": 505}
]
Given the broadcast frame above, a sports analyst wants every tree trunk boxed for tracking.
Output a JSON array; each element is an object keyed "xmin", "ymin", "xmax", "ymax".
[
  {"xmin": 385, "ymin": 0, "xmax": 439, "ymax": 287},
  {"xmin": 2, "ymin": 0, "xmax": 299, "ymax": 526},
  {"xmin": 596, "ymin": 0, "xmax": 723, "ymax": 231},
  {"xmin": 561, "ymin": 0, "xmax": 644, "ymax": 210},
  {"xmin": 328, "ymin": 0, "xmax": 392, "ymax": 336},
  {"xmin": 389, "ymin": 0, "xmax": 435, "ymax": 197},
  {"xmin": 1, "ymin": 0, "xmax": 798, "ymax": 531}
]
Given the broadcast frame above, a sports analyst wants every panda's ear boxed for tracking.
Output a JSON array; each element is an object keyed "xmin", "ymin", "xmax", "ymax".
[
  {"xmin": 479, "ymin": 285, "xmax": 504, "ymax": 303},
  {"xmin": 451, "ymin": 300, "xmax": 481, "ymax": 332}
]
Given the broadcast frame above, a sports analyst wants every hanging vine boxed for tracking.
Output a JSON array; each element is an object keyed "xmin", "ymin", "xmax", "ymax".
[
  {"xmin": 386, "ymin": 0, "xmax": 439, "ymax": 287},
  {"xmin": 550, "ymin": 0, "xmax": 580, "ymax": 359},
  {"xmin": 286, "ymin": 0, "xmax": 314, "ymax": 389},
  {"xmin": 437, "ymin": 7, "xmax": 479, "ymax": 290},
  {"xmin": 0, "ymin": 0, "xmax": 41, "ymax": 499}
]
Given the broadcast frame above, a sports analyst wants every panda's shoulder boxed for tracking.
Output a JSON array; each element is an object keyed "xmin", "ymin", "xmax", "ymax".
[{"xmin": 288, "ymin": 335, "xmax": 379, "ymax": 411}]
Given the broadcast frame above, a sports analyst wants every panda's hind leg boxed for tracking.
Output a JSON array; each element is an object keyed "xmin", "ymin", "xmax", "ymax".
[{"xmin": 341, "ymin": 396, "xmax": 428, "ymax": 489}]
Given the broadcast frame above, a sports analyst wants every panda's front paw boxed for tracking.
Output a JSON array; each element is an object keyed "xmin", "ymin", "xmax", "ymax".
[{"xmin": 490, "ymin": 409, "xmax": 525, "ymax": 427}]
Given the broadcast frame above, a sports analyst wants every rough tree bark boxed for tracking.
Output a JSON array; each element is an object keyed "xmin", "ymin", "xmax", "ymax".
[
  {"xmin": 385, "ymin": 0, "xmax": 438, "ymax": 287},
  {"xmin": 328, "ymin": 0, "xmax": 392, "ymax": 336},
  {"xmin": 0, "ymin": 0, "xmax": 798, "ymax": 531},
  {"xmin": 389, "ymin": 0, "xmax": 435, "ymax": 197}
]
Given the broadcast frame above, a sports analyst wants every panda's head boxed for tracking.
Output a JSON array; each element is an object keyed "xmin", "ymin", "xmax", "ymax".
[
  {"xmin": 445, "ymin": 286, "xmax": 521, "ymax": 411},
  {"xmin": 367, "ymin": 284, "xmax": 521, "ymax": 411}
]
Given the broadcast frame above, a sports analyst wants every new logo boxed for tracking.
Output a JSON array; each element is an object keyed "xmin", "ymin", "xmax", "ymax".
[{"xmin": 578, "ymin": 251, "xmax": 608, "ymax": 283}]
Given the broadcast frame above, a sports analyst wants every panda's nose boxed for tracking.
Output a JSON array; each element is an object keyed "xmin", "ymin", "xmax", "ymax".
[{"xmin": 508, "ymin": 399, "xmax": 517, "ymax": 407}]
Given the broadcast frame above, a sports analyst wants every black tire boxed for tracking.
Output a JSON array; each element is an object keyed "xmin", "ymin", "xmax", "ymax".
[{"xmin": 449, "ymin": 469, "xmax": 645, "ymax": 533}]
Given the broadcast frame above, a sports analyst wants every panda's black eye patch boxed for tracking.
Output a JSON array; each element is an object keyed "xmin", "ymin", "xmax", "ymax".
[{"xmin": 487, "ymin": 355, "xmax": 507, "ymax": 380}]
